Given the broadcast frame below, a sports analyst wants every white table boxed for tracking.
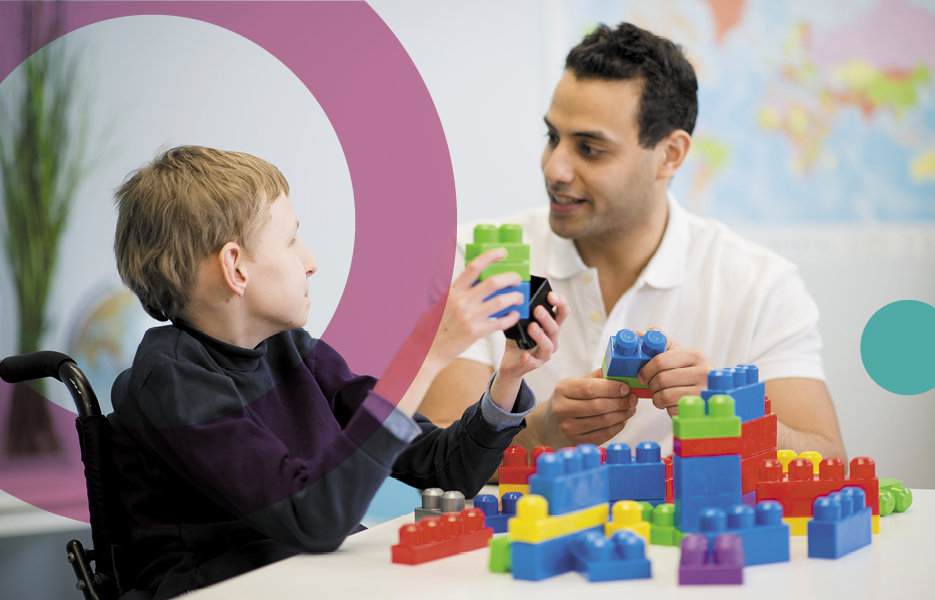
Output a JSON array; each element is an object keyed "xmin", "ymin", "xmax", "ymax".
[{"xmin": 190, "ymin": 490, "xmax": 935, "ymax": 599}]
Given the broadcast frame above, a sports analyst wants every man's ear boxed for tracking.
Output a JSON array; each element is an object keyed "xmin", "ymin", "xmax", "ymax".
[
  {"xmin": 218, "ymin": 242, "xmax": 248, "ymax": 297},
  {"xmin": 655, "ymin": 129, "xmax": 691, "ymax": 180}
]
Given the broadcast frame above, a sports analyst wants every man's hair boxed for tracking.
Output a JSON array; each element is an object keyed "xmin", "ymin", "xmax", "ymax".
[
  {"xmin": 565, "ymin": 22, "xmax": 698, "ymax": 149},
  {"xmin": 114, "ymin": 145, "xmax": 289, "ymax": 322}
]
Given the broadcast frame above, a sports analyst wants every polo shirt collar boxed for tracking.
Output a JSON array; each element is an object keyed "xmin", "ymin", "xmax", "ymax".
[{"xmin": 544, "ymin": 192, "xmax": 689, "ymax": 289}]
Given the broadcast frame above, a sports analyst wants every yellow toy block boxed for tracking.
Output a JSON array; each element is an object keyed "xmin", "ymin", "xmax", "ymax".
[
  {"xmin": 797, "ymin": 451, "xmax": 823, "ymax": 474},
  {"xmin": 498, "ymin": 483, "xmax": 528, "ymax": 499},
  {"xmin": 785, "ymin": 516, "xmax": 810, "ymax": 536},
  {"xmin": 777, "ymin": 449, "xmax": 797, "ymax": 473},
  {"xmin": 605, "ymin": 501, "xmax": 650, "ymax": 543},
  {"xmin": 873, "ymin": 514, "xmax": 879, "ymax": 534},
  {"xmin": 508, "ymin": 495, "xmax": 608, "ymax": 543}
]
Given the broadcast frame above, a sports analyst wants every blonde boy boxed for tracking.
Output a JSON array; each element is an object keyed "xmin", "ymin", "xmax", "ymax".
[{"xmin": 109, "ymin": 146, "xmax": 567, "ymax": 598}]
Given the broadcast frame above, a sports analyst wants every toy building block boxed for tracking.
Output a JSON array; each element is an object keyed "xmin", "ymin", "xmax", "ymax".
[
  {"xmin": 414, "ymin": 489, "xmax": 465, "ymax": 521},
  {"xmin": 499, "ymin": 446, "xmax": 535, "ymax": 485},
  {"xmin": 474, "ymin": 492, "xmax": 522, "ymax": 534},
  {"xmin": 672, "ymin": 395, "xmax": 741, "ymax": 440},
  {"xmin": 741, "ymin": 490, "xmax": 757, "ymax": 508},
  {"xmin": 504, "ymin": 275, "xmax": 556, "ymax": 350},
  {"xmin": 664, "ymin": 455, "xmax": 674, "ymax": 504},
  {"xmin": 798, "ymin": 451, "xmax": 823, "ymax": 474},
  {"xmin": 674, "ymin": 436, "xmax": 742, "ymax": 457},
  {"xmin": 725, "ymin": 502, "xmax": 790, "ymax": 565},
  {"xmin": 637, "ymin": 501, "xmax": 655, "ymax": 522},
  {"xmin": 741, "ymin": 448, "xmax": 778, "ymax": 494},
  {"xmin": 674, "ymin": 454, "xmax": 742, "ymax": 498},
  {"xmin": 650, "ymin": 503, "xmax": 682, "ymax": 546},
  {"xmin": 756, "ymin": 456, "xmax": 880, "ymax": 520},
  {"xmin": 488, "ymin": 536, "xmax": 511, "ymax": 573},
  {"xmin": 529, "ymin": 445, "xmax": 608, "ymax": 515},
  {"xmin": 777, "ymin": 449, "xmax": 797, "ymax": 472},
  {"xmin": 489, "ymin": 281, "xmax": 531, "ymax": 319},
  {"xmin": 879, "ymin": 478, "xmax": 912, "ymax": 516},
  {"xmin": 741, "ymin": 412, "xmax": 778, "ymax": 458},
  {"xmin": 571, "ymin": 530, "xmax": 652, "ymax": 582},
  {"xmin": 606, "ymin": 441, "xmax": 666, "ymax": 502},
  {"xmin": 392, "ymin": 508, "xmax": 493, "ymax": 565},
  {"xmin": 510, "ymin": 525, "xmax": 604, "ymax": 581},
  {"xmin": 678, "ymin": 533, "xmax": 744, "ymax": 585},
  {"xmin": 602, "ymin": 329, "xmax": 667, "ymax": 398},
  {"xmin": 508, "ymin": 494, "xmax": 608, "ymax": 543},
  {"xmin": 785, "ymin": 517, "xmax": 810, "ymax": 536},
  {"xmin": 676, "ymin": 493, "xmax": 744, "ymax": 533},
  {"xmin": 605, "ymin": 501, "xmax": 651, "ymax": 541},
  {"xmin": 765, "ymin": 395, "xmax": 771, "ymax": 414},
  {"xmin": 807, "ymin": 487, "xmax": 872, "ymax": 559},
  {"xmin": 465, "ymin": 224, "xmax": 531, "ymax": 280},
  {"xmin": 701, "ymin": 364, "xmax": 765, "ymax": 423}
]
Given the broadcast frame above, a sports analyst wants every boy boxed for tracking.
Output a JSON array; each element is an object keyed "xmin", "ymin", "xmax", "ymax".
[{"xmin": 108, "ymin": 146, "xmax": 567, "ymax": 599}]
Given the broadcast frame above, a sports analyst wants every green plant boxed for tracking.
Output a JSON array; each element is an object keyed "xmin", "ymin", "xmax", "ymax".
[{"xmin": 1, "ymin": 1, "xmax": 88, "ymax": 455}]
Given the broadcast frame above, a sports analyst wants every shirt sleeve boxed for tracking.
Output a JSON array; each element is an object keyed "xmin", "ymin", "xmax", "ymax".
[{"xmin": 479, "ymin": 371, "xmax": 536, "ymax": 430}]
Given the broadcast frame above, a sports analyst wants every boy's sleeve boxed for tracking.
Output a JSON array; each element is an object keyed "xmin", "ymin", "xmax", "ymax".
[
  {"xmin": 389, "ymin": 376, "xmax": 534, "ymax": 497},
  {"xmin": 129, "ymin": 344, "xmax": 417, "ymax": 553}
]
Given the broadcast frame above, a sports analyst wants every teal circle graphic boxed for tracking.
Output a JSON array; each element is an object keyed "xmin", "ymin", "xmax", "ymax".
[{"xmin": 861, "ymin": 300, "xmax": 935, "ymax": 395}]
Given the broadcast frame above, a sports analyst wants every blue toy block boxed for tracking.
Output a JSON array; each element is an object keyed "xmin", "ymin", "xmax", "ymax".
[
  {"xmin": 676, "ymin": 492, "xmax": 744, "ymax": 532},
  {"xmin": 701, "ymin": 365, "xmax": 765, "ymax": 423},
  {"xmin": 486, "ymin": 280, "xmax": 530, "ymax": 319},
  {"xmin": 606, "ymin": 442, "xmax": 667, "ymax": 502},
  {"xmin": 808, "ymin": 487, "xmax": 872, "ymax": 559},
  {"xmin": 511, "ymin": 525, "xmax": 603, "ymax": 581},
  {"xmin": 673, "ymin": 454, "xmax": 742, "ymax": 498},
  {"xmin": 473, "ymin": 492, "xmax": 522, "ymax": 534},
  {"xmin": 603, "ymin": 329, "xmax": 667, "ymax": 379},
  {"xmin": 571, "ymin": 530, "xmax": 652, "ymax": 582},
  {"xmin": 529, "ymin": 445, "xmax": 608, "ymax": 515},
  {"xmin": 725, "ymin": 502, "xmax": 790, "ymax": 565}
]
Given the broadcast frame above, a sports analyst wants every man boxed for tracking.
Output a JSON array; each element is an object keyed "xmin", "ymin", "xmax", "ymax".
[{"xmin": 419, "ymin": 23, "xmax": 846, "ymax": 461}]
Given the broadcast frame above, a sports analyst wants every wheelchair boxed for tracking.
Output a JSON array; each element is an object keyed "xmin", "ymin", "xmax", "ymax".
[{"xmin": 1, "ymin": 351, "xmax": 126, "ymax": 600}]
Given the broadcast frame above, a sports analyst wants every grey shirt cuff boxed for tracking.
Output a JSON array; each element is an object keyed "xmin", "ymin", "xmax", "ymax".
[
  {"xmin": 362, "ymin": 393, "xmax": 421, "ymax": 444},
  {"xmin": 479, "ymin": 371, "xmax": 536, "ymax": 431}
]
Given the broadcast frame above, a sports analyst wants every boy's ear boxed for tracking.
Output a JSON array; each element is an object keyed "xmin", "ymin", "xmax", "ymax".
[{"xmin": 218, "ymin": 242, "xmax": 248, "ymax": 297}]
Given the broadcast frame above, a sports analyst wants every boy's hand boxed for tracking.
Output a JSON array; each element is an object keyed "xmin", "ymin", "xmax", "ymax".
[
  {"xmin": 489, "ymin": 291, "xmax": 568, "ymax": 412},
  {"xmin": 426, "ymin": 248, "xmax": 527, "ymax": 370},
  {"xmin": 635, "ymin": 329, "xmax": 713, "ymax": 417}
]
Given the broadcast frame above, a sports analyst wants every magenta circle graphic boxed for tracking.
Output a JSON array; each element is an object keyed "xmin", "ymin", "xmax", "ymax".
[{"xmin": 0, "ymin": 1, "xmax": 456, "ymax": 522}]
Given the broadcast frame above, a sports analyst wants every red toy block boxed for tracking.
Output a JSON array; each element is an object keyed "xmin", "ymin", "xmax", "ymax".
[
  {"xmin": 756, "ymin": 457, "xmax": 879, "ymax": 517},
  {"xmin": 674, "ymin": 436, "xmax": 742, "ymax": 457},
  {"xmin": 633, "ymin": 387, "xmax": 653, "ymax": 399},
  {"xmin": 764, "ymin": 395, "xmax": 771, "ymax": 414},
  {"xmin": 664, "ymin": 455, "xmax": 674, "ymax": 504},
  {"xmin": 741, "ymin": 448, "xmax": 777, "ymax": 494},
  {"xmin": 741, "ymin": 413, "xmax": 777, "ymax": 458},
  {"xmin": 391, "ymin": 509, "xmax": 493, "ymax": 565},
  {"xmin": 499, "ymin": 446, "xmax": 534, "ymax": 485}
]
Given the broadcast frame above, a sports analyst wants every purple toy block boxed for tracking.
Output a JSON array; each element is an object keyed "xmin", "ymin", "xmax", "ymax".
[
  {"xmin": 571, "ymin": 530, "xmax": 652, "ymax": 582},
  {"xmin": 808, "ymin": 487, "xmax": 872, "ymax": 559},
  {"xmin": 603, "ymin": 329, "xmax": 667, "ymax": 379},
  {"xmin": 679, "ymin": 533, "xmax": 744, "ymax": 585},
  {"xmin": 529, "ymin": 445, "xmax": 608, "ymax": 515},
  {"xmin": 473, "ymin": 492, "xmax": 522, "ymax": 534},
  {"xmin": 606, "ymin": 442, "xmax": 666, "ymax": 502},
  {"xmin": 701, "ymin": 365, "xmax": 765, "ymax": 423}
]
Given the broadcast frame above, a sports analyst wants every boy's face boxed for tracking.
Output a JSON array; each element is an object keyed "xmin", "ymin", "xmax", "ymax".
[{"xmin": 242, "ymin": 193, "xmax": 317, "ymax": 333}]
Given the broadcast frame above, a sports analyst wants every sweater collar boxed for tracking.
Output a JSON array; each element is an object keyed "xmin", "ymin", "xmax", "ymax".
[{"xmin": 171, "ymin": 319, "xmax": 267, "ymax": 372}]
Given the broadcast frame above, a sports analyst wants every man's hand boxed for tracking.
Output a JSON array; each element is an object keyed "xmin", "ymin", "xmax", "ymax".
[
  {"xmin": 636, "ymin": 330, "xmax": 713, "ymax": 417},
  {"xmin": 533, "ymin": 368, "xmax": 637, "ymax": 448}
]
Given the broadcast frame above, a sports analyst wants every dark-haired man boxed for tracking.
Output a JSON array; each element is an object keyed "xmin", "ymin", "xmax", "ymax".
[{"xmin": 420, "ymin": 23, "xmax": 846, "ymax": 462}]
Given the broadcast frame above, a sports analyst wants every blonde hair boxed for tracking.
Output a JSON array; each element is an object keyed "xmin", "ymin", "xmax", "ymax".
[{"xmin": 114, "ymin": 146, "xmax": 289, "ymax": 321}]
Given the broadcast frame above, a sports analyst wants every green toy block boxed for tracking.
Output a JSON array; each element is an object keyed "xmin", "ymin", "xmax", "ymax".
[
  {"xmin": 477, "ymin": 261, "xmax": 531, "ymax": 281},
  {"xmin": 672, "ymin": 395, "xmax": 741, "ymax": 440},
  {"xmin": 637, "ymin": 501, "xmax": 654, "ymax": 523},
  {"xmin": 488, "ymin": 536, "xmax": 511, "ymax": 573},
  {"xmin": 465, "ymin": 224, "xmax": 531, "ymax": 263},
  {"xmin": 649, "ymin": 504, "xmax": 681, "ymax": 546},
  {"xmin": 601, "ymin": 358, "xmax": 649, "ymax": 389},
  {"xmin": 879, "ymin": 478, "xmax": 912, "ymax": 515}
]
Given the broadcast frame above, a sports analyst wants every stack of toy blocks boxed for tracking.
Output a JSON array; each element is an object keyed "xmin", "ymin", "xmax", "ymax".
[
  {"xmin": 672, "ymin": 394, "xmax": 742, "ymax": 532},
  {"xmin": 498, "ymin": 445, "xmax": 553, "ymax": 498},
  {"xmin": 392, "ymin": 508, "xmax": 493, "ymax": 565},
  {"xmin": 807, "ymin": 486, "xmax": 872, "ymax": 558},
  {"xmin": 606, "ymin": 441, "xmax": 666, "ymax": 507},
  {"xmin": 465, "ymin": 224, "xmax": 530, "ymax": 318},
  {"xmin": 757, "ymin": 455, "xmax": 881, "ymax": 535},
  {"xmin": 678, "ymin": 532, "xmax": 744, "ymax": 585},
  {"xmin": 601, "ymin": 329, "xmax": 667, "ymax": 398},
  {"xmin": 473, "ymin": 492, "xmax": 522, "ymax": 534},
  {"xmin": 699, "ymin": 365, "xmax": 777, "ymax": 501}
]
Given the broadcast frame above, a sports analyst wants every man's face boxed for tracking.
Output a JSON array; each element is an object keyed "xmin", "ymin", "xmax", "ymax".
[
  {"xmin": 242, "ymin": 193, "xmax": 318, "ymax": 333},
  {"xmin": 542, "ymin": 71, "xmax": 659, "ymax": 241}
]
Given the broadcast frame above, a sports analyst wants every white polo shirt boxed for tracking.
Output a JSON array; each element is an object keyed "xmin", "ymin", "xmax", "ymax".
[{"xmin": 453, "ymin": 194, "xmax": 825, "ymax": 455}]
